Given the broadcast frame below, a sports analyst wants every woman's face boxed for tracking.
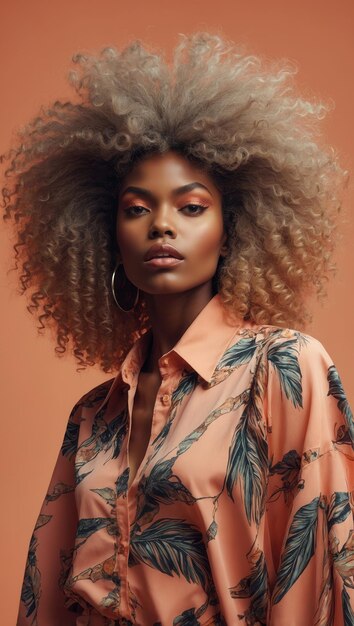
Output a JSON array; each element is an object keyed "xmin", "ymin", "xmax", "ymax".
[{"xmin": 116, "ymin": 150, "xmax": 227, "ymax": 297}]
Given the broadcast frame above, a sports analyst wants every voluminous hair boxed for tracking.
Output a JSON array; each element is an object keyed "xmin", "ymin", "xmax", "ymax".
[{"xmin": 1, "ymin": 32, "xmax": 349, "ymax": 372}]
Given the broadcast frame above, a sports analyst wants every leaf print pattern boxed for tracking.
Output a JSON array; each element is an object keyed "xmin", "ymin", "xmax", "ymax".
[
  {"xmin": 129, "ymin": 519, "xmax": 211, "ymax": 591},
  {"xmin": 268, "ymin": 449, "xmax": 302, "ymax": 505},
  {"xmin": 20, "ymin": 517, "xmax": 51, "ymax": 622},
  {"xmin": 75, "ymin": 407, "xmax": 128, "ymax": 485},
  {"xmin": 332, "ymin": 528, "xmax": 354, "ymax": 589},
  {"xmin": 217, "ymin": 337, "xmax": 258, "ymax": 369},
  {"xmin": 45, "ymin": 480, "xmax": 75, "ymax": 503},
  {"xmin": 225, "ymin": 355, "xmax": 268, "ymax": 525},
  {"xmin": 151, "ymin": 370, "xmax": 198, "ymax": 453},
  {"xmin": 61, "ymin": 420, "xmax": 80, "ymax": 459},
  {"xmin": 327, "ymin": 492, "xmax": 351, "ymax": 531},
  {"xmin": 342, "ymin": 586, "xmax": 354, "ymax": 626},
  {"xmin": 267, "ymin": 336, "xmax": 305, "ymax": 409},
  {"xmin": 314, "ymin": 523, "xmax": 334, "ymax": 626},
  {"xmin": 15, "ymin": 294, "xmax": 354, "ymax": 625},
  {"xmin": 172, "ymin": 369, "xmax": 199, "ymax": 402},
  {"xmin": 75, "ymin": 517, "xmax": 116, "ymax": 547},
  {"xmin": 272, "ymin": 496, "xmax": 321, "ymax": 604},
  {"xmin": 133, "ymin": 457, "xmax": 196, "ymax": 528},
  {"xmin": 327, "ymin": 365, "xmax": 354, "ymax": 449},
  {"xmin": 229, "ymin": 542, "xmax": 269, "ymax": 625}
]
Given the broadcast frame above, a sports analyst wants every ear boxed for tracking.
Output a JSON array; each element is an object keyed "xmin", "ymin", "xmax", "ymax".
[
  {"xmin": 220, "ymin": 232, "xmax": 228, "ymax": 257},
  {"xmin": 115, "ymin": 245, "xmax": 122, "ymax": 263}
]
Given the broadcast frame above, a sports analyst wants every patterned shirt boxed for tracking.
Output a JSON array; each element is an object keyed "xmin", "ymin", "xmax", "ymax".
[{"xmin": 16, "ymin": 293, "xmax": 354, "ymax": 626}]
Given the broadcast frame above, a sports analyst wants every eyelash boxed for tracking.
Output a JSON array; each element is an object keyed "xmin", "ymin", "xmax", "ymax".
[{"xmin": 124, "ymin": 203, "xmax": 209, "ymax": 217}]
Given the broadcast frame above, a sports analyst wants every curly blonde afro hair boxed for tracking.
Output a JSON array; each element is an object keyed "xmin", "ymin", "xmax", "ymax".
[{"xmin": 1, "ymin": 32, "xmax": 349, "ymax": 372}]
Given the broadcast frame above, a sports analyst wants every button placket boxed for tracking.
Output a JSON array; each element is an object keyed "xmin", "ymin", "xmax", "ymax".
[
  {"xmin": 161, "ymin": 393, "xmax": 170, "ymax": 405},
  {"xmin": 159, "ymin": 357, "xmax": 171, "ymax": 405},
  {"xmin": 116, "ymin": 364, "xmax": 180, "ymax": 620}
]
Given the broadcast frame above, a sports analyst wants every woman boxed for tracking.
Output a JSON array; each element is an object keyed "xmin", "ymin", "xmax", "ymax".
[{"xmin": 2, "ymin": 32, "xmax": 353, "ymax": 625}]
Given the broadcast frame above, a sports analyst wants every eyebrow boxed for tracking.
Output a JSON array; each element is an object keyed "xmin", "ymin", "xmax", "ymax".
[{"xmin": 119, "ymin": 182, "xmax": 213, "ymax": 201}]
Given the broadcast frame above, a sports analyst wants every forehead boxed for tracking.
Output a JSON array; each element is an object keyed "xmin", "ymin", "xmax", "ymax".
[{"xmin": 120, "ymin": 150, "xmax": 219, "ymax": 194}]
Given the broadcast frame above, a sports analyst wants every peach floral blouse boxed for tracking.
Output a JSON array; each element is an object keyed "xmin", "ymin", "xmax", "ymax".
[{"xmin": 16, "ymin": 294, "xmax": 354, "ymax": 626}]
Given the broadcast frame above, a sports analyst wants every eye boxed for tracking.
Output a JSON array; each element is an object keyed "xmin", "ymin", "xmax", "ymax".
[
  {"xmin": 181, "ymin": 203, "xmax": 209, "ymax": 215},
  {"xmin": 124, "ymin": 205, "xmax": 149, "ymax": 217}
]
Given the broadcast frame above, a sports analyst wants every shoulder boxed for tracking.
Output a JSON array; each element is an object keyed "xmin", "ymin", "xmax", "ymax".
[
  {"xmin": 69, "ymin": 377, "xmax": 115, "ymax": 421},
  {"xmin": 253, "ymin": 324, "xmax": 332, "ymax": 366},
  {"xmin": 224, "ymin": 324, "xmax": 332, "ymax": 382},
  {"xmin": 254, "ymin": 325, "xmax": 337, "ymax": 411}
]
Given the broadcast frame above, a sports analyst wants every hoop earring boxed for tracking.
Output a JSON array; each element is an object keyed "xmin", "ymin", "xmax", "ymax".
[{"xmin": 111, "ymin": 261, "xmax": 139, "ymax": 313}]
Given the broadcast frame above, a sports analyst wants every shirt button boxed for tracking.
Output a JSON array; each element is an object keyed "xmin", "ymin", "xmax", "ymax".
[
  {"xmin": 161, "ymin": 358, "xmax": 168, "ymax": 367},
  {"xmin": 161, "ymin": 393, "xmax": 170, "ymax": 405}
]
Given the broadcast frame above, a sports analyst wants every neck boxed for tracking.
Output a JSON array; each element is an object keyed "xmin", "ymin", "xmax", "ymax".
[{"xmin": 141, "ymin": 282, "xmax": 215, "ymax": 374}]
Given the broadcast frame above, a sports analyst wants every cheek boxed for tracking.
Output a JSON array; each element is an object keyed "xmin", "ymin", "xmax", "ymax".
[
  {"xmin": 116, "ymin": 219, "xmax": 139, "ymax": 252},
  {"xmin": 192, "ymin": 218, "xmax": 224, "ymax": 256}
]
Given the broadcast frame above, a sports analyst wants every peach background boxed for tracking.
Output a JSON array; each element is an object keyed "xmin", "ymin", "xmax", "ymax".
[{"xmin": 0, "ymin": 1, "xmax": 353, "ymax": 623}]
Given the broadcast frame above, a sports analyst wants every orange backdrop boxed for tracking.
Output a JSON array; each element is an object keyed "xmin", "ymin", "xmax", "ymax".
[{"xmin": 1, "ymin": 1, "xmax": 353, "ymax": 623}]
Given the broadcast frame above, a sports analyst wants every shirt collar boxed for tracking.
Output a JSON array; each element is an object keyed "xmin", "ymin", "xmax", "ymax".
[
  {"xmin": 171, "ymin": 292, "xmax": 245, "ymax": 382},
  {"xmin": 96, "ymin": 293, "xmax": 247, "ymax": 411}
]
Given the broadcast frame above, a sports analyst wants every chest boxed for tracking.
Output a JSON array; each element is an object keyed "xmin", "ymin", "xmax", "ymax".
[{"xmin": 127, "ymin": 371, "xmax": 162, "ymax": 489}]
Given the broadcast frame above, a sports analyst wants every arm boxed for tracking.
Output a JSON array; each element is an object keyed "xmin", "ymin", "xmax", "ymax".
[
  {"xmin": 264, "ymin": 331, "xmax": 354, "ymax": 625},
  {"xmin": 16, "ymin": 400, "xmax": 85, "ymax": 626}
]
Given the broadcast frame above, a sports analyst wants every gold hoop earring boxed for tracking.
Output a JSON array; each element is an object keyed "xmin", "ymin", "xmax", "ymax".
[{"xmin": 111, "ymin": 262, "xmax": 139, "ymax": 313}]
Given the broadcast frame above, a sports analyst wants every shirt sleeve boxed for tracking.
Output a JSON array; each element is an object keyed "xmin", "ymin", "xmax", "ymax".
[
  {"xmin": 264, "ymin": 331, "xmax": 354, "ymax": 625},
  {"xmin": 16, "ymin": 399, "xmax": 85, "ymax": 626}
]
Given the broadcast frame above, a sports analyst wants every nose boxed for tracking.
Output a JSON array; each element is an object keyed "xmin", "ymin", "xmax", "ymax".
[{"xmin": 148, "ymin": 205, "xmax": 177, "ymax": 238}]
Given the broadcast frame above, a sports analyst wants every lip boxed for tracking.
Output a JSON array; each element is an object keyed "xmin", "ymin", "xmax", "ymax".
[
  {"xmin": 144, "ymin": 257, "xmax": 184, "ymax": 269},
  {"xmin": 144, "ymin": 243, "xmax": 184, "ymax": 261}
]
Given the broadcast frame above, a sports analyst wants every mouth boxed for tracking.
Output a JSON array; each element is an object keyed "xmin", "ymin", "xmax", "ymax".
[
  {"xmin": 143, "ymin": 256, "xmax": 184, "ymax": 268},
  {"xmin": 144, "ymin": 243, "xmax": 184, "ymax": 261}
]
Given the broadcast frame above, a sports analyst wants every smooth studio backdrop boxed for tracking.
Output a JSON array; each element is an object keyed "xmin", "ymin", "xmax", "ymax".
[{"xmin": 0, "ymin": 1, "xmax": 353, "ymax": 623}]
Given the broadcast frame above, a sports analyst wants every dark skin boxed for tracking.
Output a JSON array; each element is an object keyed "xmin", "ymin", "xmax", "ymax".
[
  {"xmin": 116, "ymin": 149, "xmax": 228, "ymax": 377},
  {"xmin": 115, "ymin": 150, "xmax": 228, "ymax": 488}
]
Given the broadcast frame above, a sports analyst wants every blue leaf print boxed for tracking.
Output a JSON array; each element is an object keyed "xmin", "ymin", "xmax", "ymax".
[
  {"xmin": 75, "ymin": 408, "xmax": 128, "ymax": 485},
  {"xmin": 61, "ymin": 420, "xmax": 80, "ymax": 459},
  {"xmin": 327, "ymin": 492, "xmax": 351, "ymax": 532},
  {"xmin": 21, "ymin": 535, "xmax": 41, "ymax": 619},
  {"xmin": 206, "ymin": 520, "xmax": 218, "ymax": 543},
  {"xmin": 268, "ymin": 449, "xmax": 302, "ymax": 504},
  {"xmin": 75, "ymin": 467, "xmax": 94, "ymax": 486},
  {"xmin": 20, "ymin": 515, "xmax": 53, "ymax": 620},
  {"xmin": 74, "ymin": 379, "xmax": 114, "ymax": 411},
  {"xmin": 172, "ymin": 607, "xmax": 226, "ymax": 626},
  {"xmin": 133, "ymin": 458, "xmax": 195, "ymax": 528},
  {"xmin": 272, "ymin": 496, "xmax": 320, "ymax": 604},
  {"xmin": 327, "ymin": 365, "xmax": 354, "ymax": 449},
  {"xmin": 145, "ymin": 460, "xmax": 195, "ymax": 505},
  {"xmin": 116, "ymin": 467, "xmax": 130, "ymax": 497},
  {"xmin": 314, "ymin": 504, "xmax": 334, "ymax": 626},
  {"xmin": 230, "ymin": 543, "xmax": 269, "ymax": 625},
  {"xmin": 172, "ymin": 608, "xmax": 201, "ymax": 625},
  {"xmin": 90, "ymin": 487, "xmax": 116, "ymax": 509},
  {"xmin": 152, "ymin": 372, "xmax": 197, "ymax": 451},
  {"xmin": 152, "ymin": 419, "xmax": 172, "ymax": 448},
  {"xmin": 267, "ymin": 337, "xmax": 303, "ymax": 409},
  {"xmin": 111, "ymin": 415, "xmax": 129, "ymax": 459},
  {"xmin": 92, "ymin": 407, "xmax": 128, "ymax": 456},
  {"xmin": 342, "ymin": 586, "xmax": 354, "ymax": 625},
  {"xmin": 45, "ymin": 481, "xmax": 75, "ymax": 504},
  {"xmin": 226, "ymin": 408, "xmax": 268, "ymax": 525},
  {"xmin": 129, "ymin": 518, "xmax": 211, "ymax": 591},
  {"xmin": 172, "ymin": 370, "xmax": 198, "ymax": 404},
  {"xmin": 225, "ymin": 364, "xmax": 268, "ymax": 525},
  {"xmin": 217, "ymin": 337, "xmax": 258, "ymax": 369},
  {"xmin": 76, "ymin": 517, "xmax": 115, "ymax": 541}
]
